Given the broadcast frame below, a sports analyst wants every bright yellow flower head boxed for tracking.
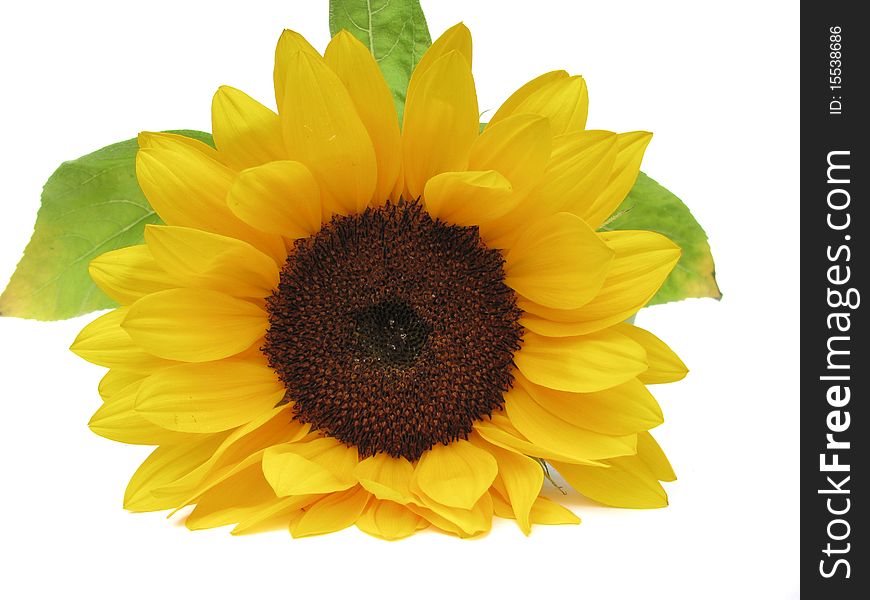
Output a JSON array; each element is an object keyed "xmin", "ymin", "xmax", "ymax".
[{"xmin": 72, "ymin": 24, "xmax": 687, "ymax": 539}]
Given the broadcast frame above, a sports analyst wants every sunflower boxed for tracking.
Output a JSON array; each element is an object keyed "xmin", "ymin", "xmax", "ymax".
[{"xmin": 71, "ymin": 24, "xmax": 687, "ymax": 539}]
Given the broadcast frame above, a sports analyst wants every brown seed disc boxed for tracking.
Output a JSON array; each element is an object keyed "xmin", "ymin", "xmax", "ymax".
[{"xmin": 263, "ymin": 201, "xmax": 523, "ymax": 460}]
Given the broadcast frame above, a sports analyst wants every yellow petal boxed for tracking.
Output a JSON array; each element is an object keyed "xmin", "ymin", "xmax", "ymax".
[
  {"xmin": 122, "ymin": 289, "xmax": 267, "ymax": 362},
  {"xmin": 612, "ymin": 323, "xmax": 688, "ymax": 384},
  {"xmin": 496, "ymin": 76, "xmax": 588, "ymax": 135},
  {"xmin": 553, "ymin": 453, "xmax": 669, "ymax": 509},
  {"xmin": 135, "ymin": 359, "xmax": 286, "ymax": 433},
  {"xmin": 638, "ymin": 431, "xmax": 677, "ymax": 482},
  {"xmin": 273, "ymin": 29, "xmax": 321, "ymax": 108},
  {"xmin": 534, "ymin": 131, "xmax": 617, "ymax": 213},
  {"xmin": 353, "ymin": 453, "xmax": 415, "ymax": 504},
  {"xmin": 89, "ymin": 377, "xmax": 194, "ymax": 445},
  {"xmin": 185, "ymin": 462, "xmax": 277, "ymax": 530},
  {"xmin": 70, "ymin": 307, "xmax": 174, "ymax": 370},
  {"xmin": 504, "ymin": 212, "xmax": 614, "ymax": 309},
  {"xmin": 231, "ymin": 495, "xmax": 318, "ymax": 535},
  {"xmin": 582, "ymin": 131, "xmax": 653, "ymax": 228},
  {"xmin": 587, "ymin": 230, "xmax": 681, "ymax": 324},
  {"xmin": 423, "ymin": 170, "xmax": 515, "ymax": 226},
  {"xmin": 402, "ymin": 51, "xmax": 478, "ymax": 199},
  {"xmin": 144, "ymin": 225, "xmax": 279, "ymax": 297},
  {"xmin": 155, "ymin": 405, "xmax": 309, "ymax": 497},
  {"xmin": 488, "ymin": 70, "xmax": 569, "ymax": 128},
  {"xmin": 489, "ymin": 485, "xmax": 515, "ymax": 519},
  {"xmin": 511, "ymin": 131, "xmax": 650, "ymax": 230},
  {"xmin": 504, "ymin": 385, "xmax": 637, "ymax": 461},
  {"xmin": 407, "ymin": 23, "xmax": 472, "ymax": 99},
  {"xmin": 391, "ymin": 161, "xmax": 405, "ymax": 200},
  {"xmin": 262, "ymin": 437, "xmax": 359, "ymax": 496},
  {"xmin": 411, "ymin": 440, "xmax": 497, "ymax": 509},
  {"xmin": 515, "ymin": 329, "xmax": 647, "ymax": 393},
  {"xmin": 475, "ymin": 436, "xmax": 542, "ymax": 535},
  {"xmin": 518, "ymin": 230, "xmax": 681, "ymax": 336},
  {"xmin": 325, "ymin": 31, "xmax": 402, "ymax": 202},
  {"xmin": 474, "ymin": 421, "xmax": 601, "ymax": 466},
  {"xmin": 517, "ymin": 373, "xmax": 663, "ymax": 436},
  {"xmin": 211, "ymin": 85, "xmax": 286, "ymax": 170},
  {"xmin": 124, "ymin": 434, "xmax": 227, "ymax": 512},
  {"xmin": 135, "ymin": 133, "xmax": 285, "ymax": 261},
  {"xmin": 492, "ymin": 487, "xmax": 517, "ymax": 520},
  {"xmin": 529, "ymin": 496, "xmax": 581, "ymax": 525},
  {"xmin": 98, "ymin": 369, "xmax": 147, "ymax": 401},
  {"xmin": 172, "ymin": 451, "xmax": 266, "ymax": 512},
  {"xmin": 356, "ymin": 499, "xmax": 427, "ymax": 541},
  {"xmin": 135, "ymin": 142, "xmax": 230, "ymax": 229},
  {"xmin": 408, "ymin": 491, "xmax": 492, "ymax": 538},
  {"xmin": 469, "ymin": 114, "xmax": 552, "ymax": 194},
  {"xmin": 485, "ymin": 132, "xmax": 616, "ymax": 247},
  {"xmin": 138, "ymin": 130, "xmax": 221, "ymax": 162},
  {"xmin": 89, "ymin": 245, "xmax": 176, "ymax": 305},
  {"xmin": 226, "ymin": 160, "xmax": 322, "ymax": 238},
  {"xmin": 289, "ymin": 486, "xmax": 371, "ymax": 538},
  {"xmin": 280, "ymin": 50, "xmax": 377, "ymax": 215}
]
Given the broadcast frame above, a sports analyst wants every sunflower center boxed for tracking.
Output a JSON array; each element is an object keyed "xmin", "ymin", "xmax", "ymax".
[
  {"xmin": 263, "ymin": 201, "xmax": 523, "ymax": 460},
  {"xmin": 352, "ymin": 300, "xmax": 431, "ymax": 368}
]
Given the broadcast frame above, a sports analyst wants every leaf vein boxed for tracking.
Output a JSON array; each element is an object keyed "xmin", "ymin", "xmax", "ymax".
[
  {"xmin": 370, "ymin": 0, "xmax": 390, "ymax": 15},
  {"xmin": 50, "ymin": 199, "xmax": 151, "ymax": 221},
  {"xmin": 342, "ymin": 8, "xmax": 370, "ymax": 36},
  {"xmin": 376, "ymin": 21, "xmax": 407, "ymax": 63},
  {"xmin": 365, "ymin": 0, "xmax": 376, "ymax": 56},
  {"xmin": 22, "ymin": 210, "xmax": 155, "ymax": 298}
]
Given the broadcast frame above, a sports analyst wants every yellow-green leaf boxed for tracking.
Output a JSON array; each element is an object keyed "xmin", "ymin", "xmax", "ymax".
[
  {"xmin": 603, "ymin": 172, "xmax": 721, "ymax": 305},
  {"xmin": 0, "ymin": 130, "xmax": 213, "ymax": 320}
]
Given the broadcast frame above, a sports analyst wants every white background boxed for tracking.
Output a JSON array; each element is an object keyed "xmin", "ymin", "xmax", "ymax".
[{"xmin": 0, "ymin": 1, "xmax": 799, "ymax": 598}]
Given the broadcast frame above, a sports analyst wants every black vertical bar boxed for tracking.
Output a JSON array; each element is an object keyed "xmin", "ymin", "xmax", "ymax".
[{"xmin": 802, "ymin": 2, "xmax": 866, "ymax": 597}]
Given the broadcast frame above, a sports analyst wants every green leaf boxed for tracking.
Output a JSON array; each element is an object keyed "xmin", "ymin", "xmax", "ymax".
[
  {"xmin": 329, "ymin": 0, "xmax": 431, "ymax": 122},
  {"xmin": 603, "ymin": 172, "xmax": 722, "ymax": 306},
  {"xmin": 0, "ymin": 130, "xmax": 213, "ymax": 321}
]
